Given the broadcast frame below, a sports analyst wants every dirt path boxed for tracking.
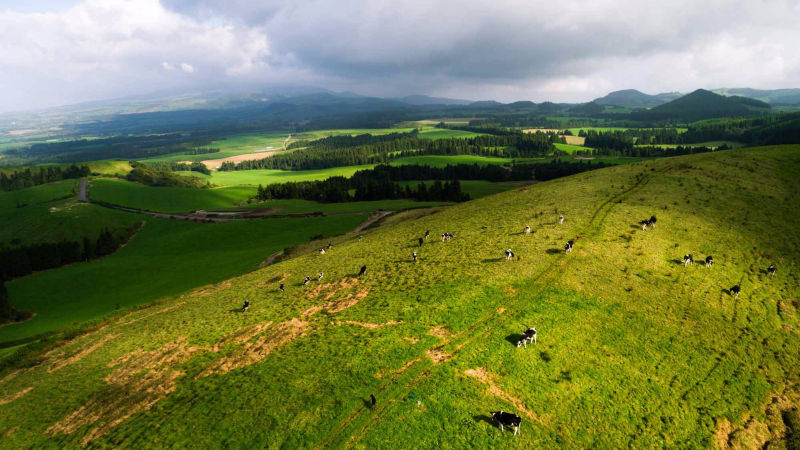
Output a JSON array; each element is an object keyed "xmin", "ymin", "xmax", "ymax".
[
  {"xmin": 77, "ymin": 179, "xmax": 88, "ymax": 202},
  {"xmin": 352, "ymin": 211, "xmax": 393, "ymax": 233}
]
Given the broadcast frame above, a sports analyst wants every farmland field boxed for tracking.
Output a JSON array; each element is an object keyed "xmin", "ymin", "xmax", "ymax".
[
  {"xmin": 1, "ymin": 213, "xmax": 369, "ymax": 343},
  {"xmin": 2, "ymin": 146, "xmax": 798, "ymax": 447}
]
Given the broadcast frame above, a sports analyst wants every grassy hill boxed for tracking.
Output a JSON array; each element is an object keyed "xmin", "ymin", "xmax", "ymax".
[
  {"xmin": 636, "ymin": 89, "xmax": 771, "ymax": 122},
  {"xmin": 593, "ymin": 89, "xmax": 682, "ymax": 109},
  {"xmin": 1, "ymin": 146, "xmax": 799, "ymax": 447}
]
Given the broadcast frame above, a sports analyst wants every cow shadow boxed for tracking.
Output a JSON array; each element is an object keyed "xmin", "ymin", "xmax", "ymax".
[
  {"xmin": 229, "ymin": 308, "xmax": 243, "ymax": 313},
  {"xmin": 473, "ymin": 414, "xmax": 494, "ymax": 426},
  {"xmin": 508, "ymin": 231, "xmax": 527, "ymax": 236},
  {"xmin": 482, "ymin": 257, "xmax": 504, "ymax": 263},
  {"xmin": 505, "ymin": 334, "xmax": 521, "ymax": 346},
  {"xmin": 631, "ymin": 224, "xmax": 643, "ymax": 230},
  {"xmin": 393, "ymin": 260, "xmax": 415, "ymax": 264},
  {"xmin": 362, "ymin": 398, "xmax": 374, "ymax": 409},
  {"xmin": 669, "ymin": 259, "xmax": 684, "ymax": 266},
  {"xmin": 721, "ymin": 288, "xmax": 732, "ymax": 296},
  {"xmin": 546, "ymin": 248, "xmax": 562, "ymax": 255}
]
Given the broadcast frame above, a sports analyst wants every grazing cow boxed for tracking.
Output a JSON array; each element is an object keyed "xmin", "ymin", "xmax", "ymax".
[
  {"xmin": 524, "ymin": 225, "xmax": 531, "ymax": 234},
  {"xmin": 303, "ymin": 276, "xmax": 311, "ymax": 286},
  {"xmin": 425, "ymin": 230, "xmax": 431, "ymax": 239},
  {"xmin": 559, "ymin": 215, "xmax": 565, "ymax": 225},
  {"xmin": 419, "ymin": 237, "xmax": 424, "ymax": 247},
  {"xmin": 317, "ymin": 272, "xmax": 324, "ymax": 281},
  {"xmin": 564, "ymin": 240, "xmax": 574, "ymax": 254},
  {"xmin": 327, "ymin": 242, "xmax": 332, "ymax": 250},
  {"xmin": 768, "ymin": 264, "xmax": 777, "ymax": 278},
  {"xmin": 683, "ymin": 254, "xmax": 694, "ymax": 267},
  {"xmin": 241, "ymin": 300, "xmax": 250, "ymax": 313},
  {"xmin": 730, "ymin": 285, "xmax": 741, "ymax": 299},
  {"xmin": 705, "ymin": 256, "xmax": 713, "ymax": 268},
  {"xmin": 505, "ymin": 249, "xmax": 515, "ymax": 261},
  {"xmin": 441, "ymin": 232, "xmax": 453, "ymax": 242},
  {"xmin": 640, "ymin": 219, "xmax": 651, "ymax": 231},
  {"xmin": 490, "ymin": 411, "xmax": 521, "ymax": 435},
  {"xmin": 441, "ymin": 233, "xmax": 446, "ymax": 242},
  {"xmin": 649, "ymin": 216, "xmax": 657, "ymax": 228},
  {"xmin": 412, "ymin": 251, "xmax": 418, "ymax": 262},
  {"xmin": 370, "ymin": 393, "xmax": 376, "ymax": 407},
  {"xmin": 516, "ymin": 327, "xmax": 537, "ymax": 348},
  {"xmin": 359, "ymin": 265, "xmax": 367, "ymax": 277},
  {"xmin": 279, "ymin": 283, "xmax": 285, "ymax": 292},
  {"xmin": 319, "ymin": 248, "xmax": 326, "ymax": 254}
]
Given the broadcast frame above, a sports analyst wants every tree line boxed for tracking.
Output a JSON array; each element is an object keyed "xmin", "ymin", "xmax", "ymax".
[
  {"xmin": 145, "ymin": 161, "xmax": 210, "ymax": 175},
  {"xmin": 0, "ymin": 225, "xmax": 140, "ymax": 282},
  {"xmin": 127, "ymin": 162, "xmax": 209, "ymax": 188},
  {"xmin": 0, "ymin": 164, "xmax": 90, "ymax": 191},
  {"xmin": 221, "ymin": 133, "xmax": 556, "ymax": 171},
  {"xmin": 185, "ymin": 148, "xmax": 221, "ymax": 155}
]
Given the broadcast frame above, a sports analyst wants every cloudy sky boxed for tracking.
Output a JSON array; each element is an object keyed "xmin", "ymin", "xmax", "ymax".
[{"xmin": 0, "ymin": 0, "xmax": 799, "ymax": 112}]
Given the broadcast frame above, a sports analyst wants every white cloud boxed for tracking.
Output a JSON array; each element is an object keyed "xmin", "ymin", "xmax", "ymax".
[{"xmin": 1, "ymin": 0, "xmax": 799, "ymax": 110}]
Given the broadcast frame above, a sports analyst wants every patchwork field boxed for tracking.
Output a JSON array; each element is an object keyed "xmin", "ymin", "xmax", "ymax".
[{"xmin": 2, "ymin": 146, "xmax": 798, "ymax": 447}]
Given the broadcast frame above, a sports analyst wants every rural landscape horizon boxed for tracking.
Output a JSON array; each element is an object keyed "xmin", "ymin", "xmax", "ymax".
[{"xmin": 1, "ymin": 1, "xmax": 800, "ymax": 448}]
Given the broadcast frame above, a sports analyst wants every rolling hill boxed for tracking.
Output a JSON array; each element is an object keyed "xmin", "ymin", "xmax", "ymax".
[
  {"xmin": 594, "ymin": 89, "xmax": 682, "ymax": 109},
  {"xmin": 1, "ymin": 146, "xmax": 799, "ymax": 447},
  {"xmin": 634, "ymin": 89, "xmax": 771, "ymax": 122},
  {"xmin": 713, "ymin": 88, "xmax": 800, "ymax": 106}
]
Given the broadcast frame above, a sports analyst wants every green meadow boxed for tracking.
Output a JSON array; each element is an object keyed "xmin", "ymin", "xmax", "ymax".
[
  {"xmin": 1, "ymin": 214, "xmax": 368, "ymax": 343},
  {"xmin": 2, "ymin": 146, "xmax": 798, "ymax": 447}
]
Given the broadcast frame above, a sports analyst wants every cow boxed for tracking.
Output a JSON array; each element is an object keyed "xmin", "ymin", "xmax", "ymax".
[
  {"xmin": 683, "ymin": 254, "xmax": 694, "ymax": 267},
  {"xmin": 516, "ymin": 327, "xmax": 537, "ymax": 348},
  {"xmin": 705, "ymin": 256, "xmax": 713, "ymax": 268},
  {"xmin": 564, "ymin": 240, "xmax": 574, "ymax": 254},
  {"xmin": 370, "ymin": 394, "xmax": 376, "ymax": 408},
  {"xmin": 524, "ymin": 225, "xmax": 531, "ymax": 234},
  {"xmin": 490, "ymin": 411, "xmax": 521, "ymax": 435},
  {"xmin": 640, "ymin": 219, "xmax": 651, "ymax": 231},
  {"xmin": 241, "ymin": 300, "xmax": 250, "ymax": 313},
  {"xmin": 412, "ymin": 251, "xmax": 418, "ymax": 262},
  {"xmin": 327, "ymin": 242, "xmax": 333, "ymax": 250},
  {"xmin": 649, "ymin": 216, "xmax": 657, "ymax": 228},
  {"xmin": 504, "ymin": 249, "xmax": 515, "ymax": 260},
  {"xmin": 317, "ymin": 272, "xmax": 324, "ymax": 281},
  {"xmin": 303, "ymin": 276, "xmax": 311, "ymax": 286},
  {"xmin": 279, "ymin": 283, "xmax": 285, "ymax": 292},
  {"xmin": 559, "ymin": 215, "xmax": 565, "ymax": 225},
  {"xmin": 418, "ymin": 237, "xmax": 424, "ymax": 247},
  {"xmin": 768, "ymin": 264, "xmax": 777, "ymax": 278},
  {"xmin": 730, "ymin": 285, "xmax": 741, "ymax": 299},
  {"xmin": 359, "ymin": 265, "xmax": 367, "ymax": 277},
  {"xmin": 319, "ymin": 248, "xmax": 326, "ymax": 254},
  {"xmin": 425, "ymin": 230, "xmax": 431, "ymax": 239},
  {"xmin": 442, "ymin": 232, "xmax": 454, "ymax": 242}
]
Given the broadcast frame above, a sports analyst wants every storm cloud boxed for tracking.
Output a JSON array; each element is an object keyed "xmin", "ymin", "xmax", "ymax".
[{"xmin": 1, "ymin": 0, "xmax": 799, "ymax": 111}]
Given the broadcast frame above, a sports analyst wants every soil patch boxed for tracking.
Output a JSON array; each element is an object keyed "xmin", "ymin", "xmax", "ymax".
[
  {"xmin": 48, "ymin": 334, "xmax": 117, "ymax": 372},
  {"xmin": 463, "ymin": 367, "xmax": 544, "ymax": 424},
  {"xmin": 0, "ymin": 387, "xmax": 32, "ymax": 406},
  {"xmin": 336, "ymin": 320, "xmax": 402, "ymax": 329}
]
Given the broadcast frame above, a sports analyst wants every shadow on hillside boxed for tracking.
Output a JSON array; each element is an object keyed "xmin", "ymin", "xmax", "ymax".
[
  {"xmin": 229, "ymin": 308, "xmax": 243, "ymax": 314},
  {"xmin": 508, "ymin": 231, "xmax": 527, "ymax": 236},
  {"xmin": 545, "ymin": 248, "xmax": 562, "ymax": 255},
  {"xmin": 669, "ymin": 259, "xmax": 684, "ymax": 266},
  {"xmin": 393, "ymin": 260, "xmax": 415, "ymax": 264},
  {"xmin": 473, "ymin": 414, "xmax": 494, "ymax": 426},
  {"xmin": 362, "ymin": 398, "xmax": 374, "ymax": 409},
  {"xmin": 481, "ymin": 258, "xmax": 504, "ymax": 263},
  {"xmin": 631, "ymin": 224, "xmax": 643, "ymax": 230},
  {"xmin": 505, "ymin": 333, "xmax": 522, "ymax": 346}
]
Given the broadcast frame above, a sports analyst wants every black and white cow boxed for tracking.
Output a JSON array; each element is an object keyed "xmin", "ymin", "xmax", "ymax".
[
  {"xmin": 649, "ymin": 216, "xmax": 657, "ymax": 229},
  {"xmin": 730, "ymin": 285, "xmax": 741, "ymax": 299},
  {"xmin": 564, "ymin": 240, "xmax": 574, "ymax": 254},
  {"xmin": 327, "ymin": 242, "xmax": 333, "ymax": 250},
  {"xmin": 705, "ymin": 256, "xmax": 713, "ymax": 268},
  {"xmin": 425, "ymin": 230, "xmax": 431, "ymax": 239},
  {"xmin": 419, "ymin": 237, "xmax": 424, "ymax": 247},
  {"xmin": 412, "ymin": 251, "xmax": 418, "ymax": 262},
  {"xmin": 279, "ymin": 283, "xmax": 285, "ymax": 292},
  {"xmin": 441, "ymin": 232, "xmax": 454, "ymax": 242},
  {"xmin": 559, "ymin": 215, "xmax": 565, "ymax": 225},
  {"xmin": 683, "ymin": 254, "xmax": 694, "ymax": 267},
  {"xmin": 524, "ymin": 225, "xmax": 531, "ymax": 234},
  {"xmin": 490, "ymin": 411, "xmax": 521, "ymax": 435},
  {"xmin": 640, "ymin": 219, "xmax": 651, "ymax": 231},
  {"xmin": 317, "ymin": 272, "xmax": 324, "ymax": 281},
  {"xmin": 516, "ymin": 327, "xmax": 537, "ymax": 348},
  {"xmin": 768, "ymin": 264, "xmax": 777, "ymax": 278},
  {"xmin": 241, "ymin": 300, "xmax": 250, "ymax": 313},
  {"xmin": 303, "ymin": 276, "xmax": 311, "ymax": 286},
  {"xmin": 319, "ymin": 248, "xmax": 326, "ymax": 254},
  {"xmin": 359, "ymin": 265, "xmax": 367, "ymax": 277},
  {"xmin": 505, "ymin": 249, "xmax": 515, "ymax": 261}
]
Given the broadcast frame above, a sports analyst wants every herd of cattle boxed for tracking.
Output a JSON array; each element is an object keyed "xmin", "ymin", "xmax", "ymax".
[{"xmin": 236, "ymin": 211, "xmax": 780, "ymax": 436}]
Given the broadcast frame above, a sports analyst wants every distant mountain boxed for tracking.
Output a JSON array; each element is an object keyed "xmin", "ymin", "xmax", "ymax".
[
  {"xmin": 594, "ymin": 89, "xmax": 682, "ymax": 109},
  {"xmin": 712, "ymin": 88, "xmax": 800, "ymax": 106},
  {"xmin": 395, "ymin": 95, "xmax": 471, "ymax": 106},
  {"xmin": 635, "ymin": 89, "xmax": 770, "ymax": 121},
  {"xmin": 467, "ymin": 100, "xmax": 504, "ymax": 108}
]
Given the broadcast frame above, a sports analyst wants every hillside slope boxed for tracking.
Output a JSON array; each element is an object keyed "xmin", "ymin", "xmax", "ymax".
[
  {"xmin": 1, "ymin": 146, "xmax": 800, "ymax": 447},
  {"xmin": 594, "ymin": 89, "xmax": 682, "ymax": 108},
  {"xmin": 636, "ymin": 89, "xmax": 771, "ymax": 121}
]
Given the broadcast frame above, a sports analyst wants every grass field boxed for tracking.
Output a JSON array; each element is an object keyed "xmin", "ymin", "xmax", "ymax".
[
  {"xmin": 3, "ymin": 146, "xmax": 799, "ymax": 447},
  {"xmin": 1, "ymin": 214, "xmax": 368, "ymax": 343},
  {"xmin": 554, "ymin": 142, "xmax": 593, "ymax": 153},
  {"xmin": 140, "ymin": 132, "xmax": 291, "ymax": 163},
  {"xmin": 0, "ymin": 181, "xmax": 142, "ymax": 247}
]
